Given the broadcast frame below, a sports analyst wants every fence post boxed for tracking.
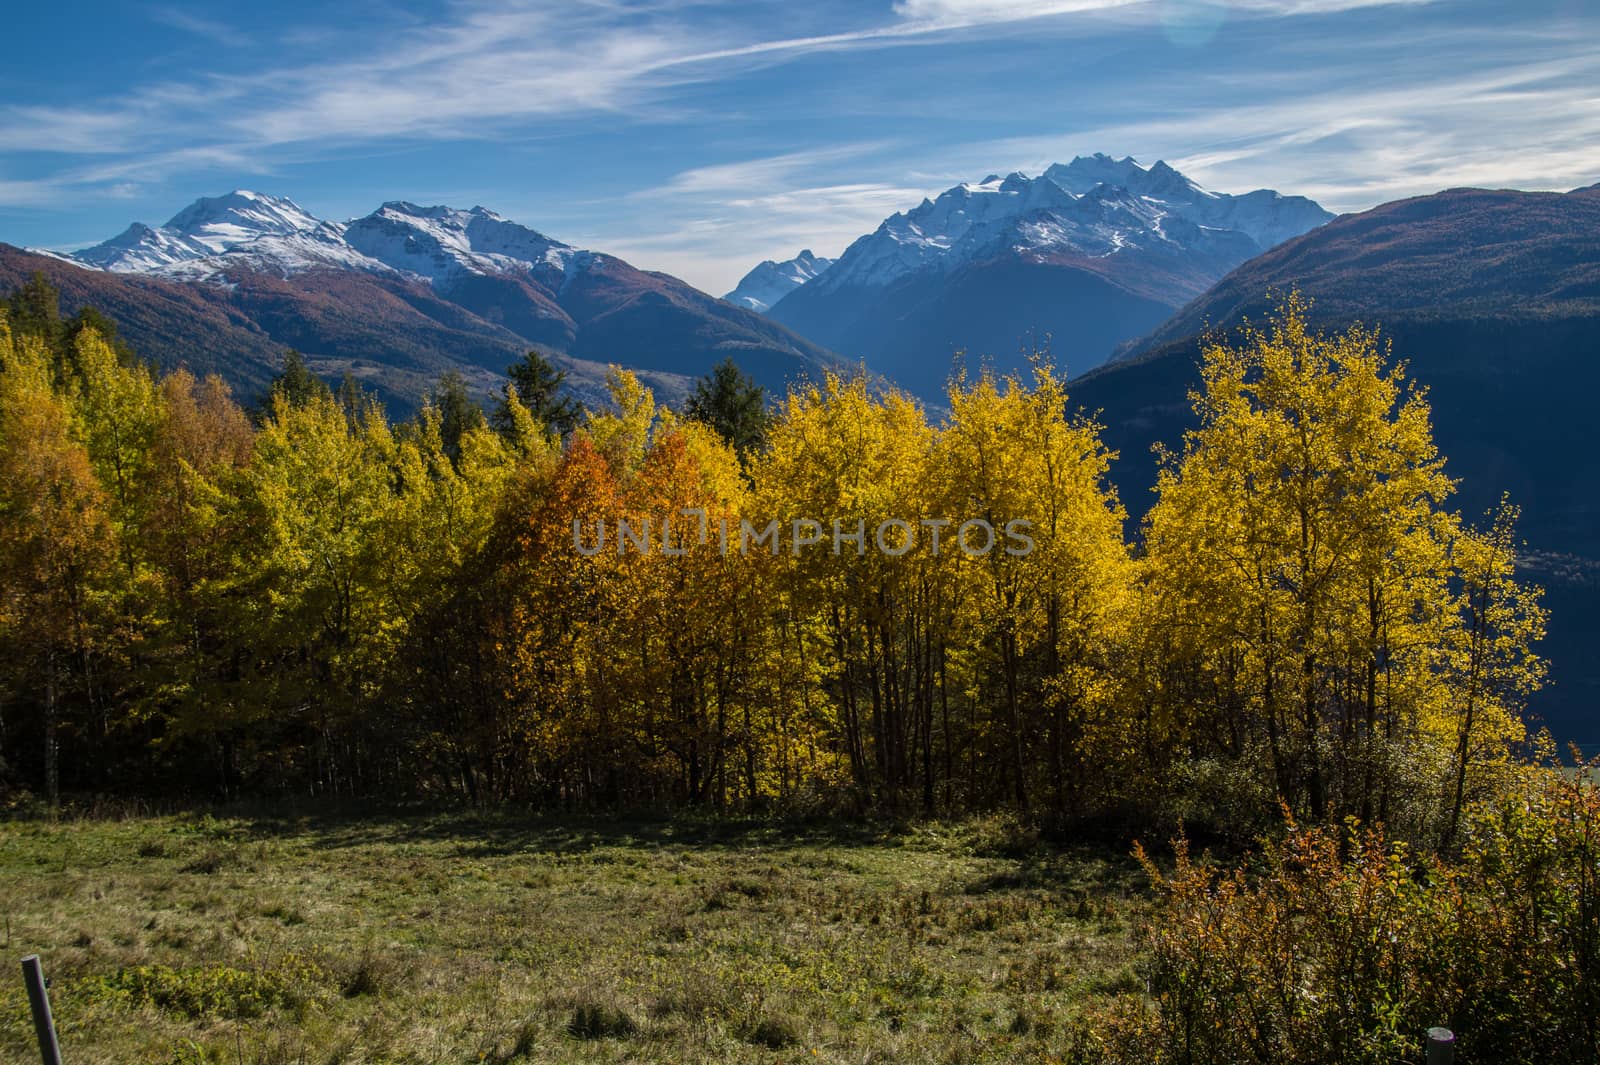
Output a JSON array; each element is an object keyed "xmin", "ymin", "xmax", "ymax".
[
  {"xmin": 21, "ymin": 955, "xmax": 63, "ymax": 1065},
  {"xmin": 1425, "ymin": 1026, "xmax": 1455, "ymax": 1065}
]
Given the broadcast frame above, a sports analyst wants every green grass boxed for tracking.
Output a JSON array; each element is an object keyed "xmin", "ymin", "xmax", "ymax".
[{"xmin": 0, "ymin": 810, "xmax": 1148, "ymax": 1064}]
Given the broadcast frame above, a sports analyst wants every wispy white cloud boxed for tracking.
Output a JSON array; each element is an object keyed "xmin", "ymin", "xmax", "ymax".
[
  {"xmin": 0, "ymin": 107, "xmax": 135, "ymax": 155},
  {"xmin": 145, "ymin": 6, "xmax": 251, "ymax": 47},
  {"xmin": 606, "ymin": 142, "xmax": 928, "ymax": 293},
  {"xmin": 0, "ymin": 177, "xmax": 72, "ymax": 209},
  {"xmin": 0, "ymin": 0, "xmax": 1451, "ymax": 173},
  {"xmin": 892, "ymin": 0, "xmax": 1433, "ymax": 26},
  {"xmin": 610, "ymin": 181, "xmax": 927, "ymax": 294},
  {"xmin": 646, "ymin": 145, "xmax": 895, "ymax": 195}
]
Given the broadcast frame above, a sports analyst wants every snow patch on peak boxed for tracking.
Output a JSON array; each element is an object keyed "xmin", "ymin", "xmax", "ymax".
[
  {"xmin": 74, "ymin": 221, "xmax": 214, "ymax": 272},
  {"xmin": 344, "ymin": 201, "xmax": 573, "ymax": 284},
  {"xmin": 1043, "ymin": 154, "xmax": 1148, "ymax": 195}
]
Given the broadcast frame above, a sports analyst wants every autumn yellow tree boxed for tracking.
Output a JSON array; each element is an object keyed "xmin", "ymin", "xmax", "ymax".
[
  {"xmin": 375, "ymin": 392, "xmax": 542, "ymax": 799},
  {"xmin": 754, "ymin": 371, "xmax": 938, "ymax": 808},
  {"xmin": 938, "ymin": 362, "xmax": 1131, "ymax": 814},
  {"xmin": 1440, "ymin": 501, "xmax": 1546, "ymax": 847},
  {"xmin": 138, "ymin": 370, "xmax": 255, "ymax": 789},
  {"xmin": 69, "ymin": 327, "xmax": 162, "ymax": 580},
  {"xmin": 1141, "ymin": 296, "xmax": 1544, "ymax": 832},
  {"xmin": 504, "ymin": 420, "xmax": 619, "ymax": 800},
  {"xmin": 0, "ymin": 326, "xmax": 115, "ymax": 805},
  {"xmin": 240, "ymin": 386, "xmax": 399, "ymax": 792}
]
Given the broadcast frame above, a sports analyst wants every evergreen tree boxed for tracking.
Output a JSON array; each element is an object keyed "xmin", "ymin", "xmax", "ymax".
[
  {"xmin": 5, "ymin": 274, "xmax": 137, "ymax": 377},
  {"xmin": 65, "ymin": 306, "xmax": 136, "ymax": 366},
  {"xmin": 5, "ymin": 272, "xmax": 62, "ymax": 347},
  {"xmin": 432, "ymin": 370, "xmax": 485, "ymax": 467},
  {"xmin": 685, "ymin": 356, "xmax": 770, "ymax": 460},
  {"xmin": 268, "ymin": 350, "xmax": 330, "ymax": 409},
  {"xmin": 495, "ymin": 349, "xmax": 581, "ymax": 438}
]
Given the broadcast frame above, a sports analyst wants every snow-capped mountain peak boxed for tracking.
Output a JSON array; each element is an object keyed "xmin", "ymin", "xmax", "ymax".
[
  {"xmin": 761, "ymin": 156, "xmax": 1332, "ymax": 394},
  {"xmin": 73, "ymin": 221, "xmax": 215, "ymax": 272},
  {"xmin": 343, "ymin": 201, "xmax": 577, "ymax": 284},
  {"xmin": 1042, "ymin": 154, "xmax": 1150, "ymax": 195},
  {"xmin": 724, "ymin": 248, "xmax": 835, "ymax": 312},
  {"xmin": 76, "ymin": 190, "xmax": 353, "ymax": 279},
  {"xmin": 164, "ymin": 190, "xmax": 327, "ymax": 253}
]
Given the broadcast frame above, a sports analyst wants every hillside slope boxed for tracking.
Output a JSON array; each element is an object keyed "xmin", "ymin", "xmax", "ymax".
[{"xmin": 1076, "ymin": 185, "xmax": 1600, "ymax": 743}]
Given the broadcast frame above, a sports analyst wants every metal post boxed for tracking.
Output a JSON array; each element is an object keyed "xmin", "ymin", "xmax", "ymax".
[
  {"xmin": 21, "ymin": 955, "xmax": 63, "ymax": 1065},
  {"xmin": 1426, "ymin": 1026, "xmax": 1455, "ymax": 1065}
]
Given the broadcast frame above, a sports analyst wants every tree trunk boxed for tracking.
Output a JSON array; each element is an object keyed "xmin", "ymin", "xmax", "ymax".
[
  {"xmin": 1003, "ymin": 628, "xmax": 1029, "ymax": 813},
  {"xmin": 44, "ymin": 651, "xmax": 60, "ymax": 808}
]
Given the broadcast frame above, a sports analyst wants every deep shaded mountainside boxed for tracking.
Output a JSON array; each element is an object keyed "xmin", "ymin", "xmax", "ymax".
[
  {"xmin": 1077, "ymin": 185, "xmax": 1600, "ymax": 744},
  {"xmin": 1116, "ymin": 186, "xmax": 1600, "ymax": 357},
  {"xmin": 771, "ymin": 255, "xmax": 1182, "ymax": 398}
]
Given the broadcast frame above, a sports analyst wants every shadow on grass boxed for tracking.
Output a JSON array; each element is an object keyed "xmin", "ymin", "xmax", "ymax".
[
  {"xmin": 201, "ymin": 800, "xmax": 922, "ymax": 858},
  {"xmin": 6, "ymin": 794, "xmax": 1156, "ymax": 898}
]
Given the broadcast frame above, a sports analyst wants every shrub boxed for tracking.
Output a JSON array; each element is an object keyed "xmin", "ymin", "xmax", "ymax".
[
  {"xmin": 1116, "ymin": 767, "xmax": 1600, "ymax": 1064},
  {"xmin": 743, "ymin": 1014, "xmax": 800, "ymax": 1049},
  {"xmin": 339, "ymin": 952, "xmax": 400, "ymax": 997},
  {"xmin": 566, "ymin": 998, "xmax": 637, "ymax": 1040}
]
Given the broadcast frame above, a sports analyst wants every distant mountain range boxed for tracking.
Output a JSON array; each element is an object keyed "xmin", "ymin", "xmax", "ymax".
[
  {"xmin": 759, "ymin": 155, "xmax": 1332, "ymax": 399},
  {"xmin": 1074, "ymin": 183, "xmax": 1600, "ymax": 747},
  {"xmin": 7, "ymin": 162, "xmax": 1333, "ymax": 411},
  {"xmin": 11, "ymin": 191, "xmax": 844, "ymax": 411},
  {"xmin": 725, "ymin": 249, "xmax": 834, "ymax": 312}
]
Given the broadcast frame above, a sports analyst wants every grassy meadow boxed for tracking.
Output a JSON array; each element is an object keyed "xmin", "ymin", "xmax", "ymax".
[{"xmin": 0, "ymin": 811, "xmax": 1147, "ymax": 1064}]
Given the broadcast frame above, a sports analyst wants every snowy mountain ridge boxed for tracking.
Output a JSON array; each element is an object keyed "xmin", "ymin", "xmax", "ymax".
[
  {"xmin": 794, "ymin": 154, "xmax": 1332, "ymax": 301},
  {"xmin": 66, "ymin": 191, "xmax": 604, "ymax": 290}
]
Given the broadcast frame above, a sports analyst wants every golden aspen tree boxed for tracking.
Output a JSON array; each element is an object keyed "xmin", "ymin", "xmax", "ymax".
[
  {"xmin": 1142, "ymin": 296, "xmax": 1543, "ymax": 830},
  {"xmin": 609, "ymin": 419, "xmax": 752, "ymax": 803},
  {"xmin": 243, "ymin": 389, "xmax": 399, "ymax": 792},
  {"xmin": 939, "ymin": 363, "xmax": 1129, "ymax": 813},
  {"xmin": 68, "ymin": 327, "xmax": 162, "ymax": 581},
  {"xmin": 586, "ymin": 367, "xmax": 656, "ymax": 480},
  {"xmin": 508, "ymin": 430, "xmax": 620, "ymax": 799},
  {"xmin": 754, "ymin": 372, "xmax": 937, "ymax": 808},
  {"xmin": 1440, "ymin": 501, "xmax": 1546, "ymax": 847},
  {"xmin": 374, "ymin": 401, "xmax": 530, "ymax": 798}
]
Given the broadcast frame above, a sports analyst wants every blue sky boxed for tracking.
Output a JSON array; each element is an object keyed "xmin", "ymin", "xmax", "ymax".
[{"xmin": 2, "ymin": 0, "xmax": 1597, "ymax": 294}]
